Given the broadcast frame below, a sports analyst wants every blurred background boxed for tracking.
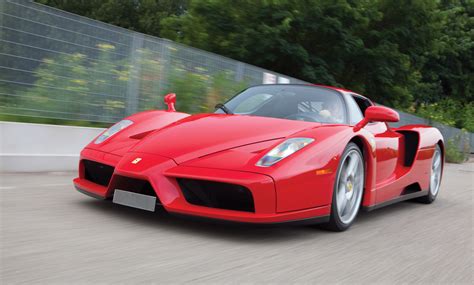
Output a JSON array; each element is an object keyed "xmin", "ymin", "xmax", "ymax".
[{"xmin": 0, "ymin": 0, "xmax": 472, "ymax": 169}]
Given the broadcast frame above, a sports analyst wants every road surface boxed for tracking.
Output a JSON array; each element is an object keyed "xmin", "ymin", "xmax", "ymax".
[{"xmin": 1, "ymin": 160, "xmax": 473, "ymax": 284}]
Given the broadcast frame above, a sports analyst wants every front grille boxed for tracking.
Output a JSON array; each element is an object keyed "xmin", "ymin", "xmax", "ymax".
[
  {"xmin": 177, "ymin": 179, "xmax": 255, "ymax": 212},
  {"xmin": 83, "ymin": 160, "xmax": 114, "ymax": 187},
  {"xmin": 110, "ymin": 175, "xmax": 159, "ymax": 201}
]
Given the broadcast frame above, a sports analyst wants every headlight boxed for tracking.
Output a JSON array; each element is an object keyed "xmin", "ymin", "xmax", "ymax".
[
  {"xmin": 256, "ymin": 137, "xmax": 314, "ymax": 167},
  {"xmin": 94, "ymin": 120, "xmax": 133, "ymax": 144}
]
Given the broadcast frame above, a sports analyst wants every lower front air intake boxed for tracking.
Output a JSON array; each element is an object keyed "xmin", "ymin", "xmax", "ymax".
[
  {"xmin": 83, "ymin": 160, "xmax": 114, "ymax": 187},
  {"xmin": 177, "ymin": 179, "xmax": 255, "ymax": 212}
]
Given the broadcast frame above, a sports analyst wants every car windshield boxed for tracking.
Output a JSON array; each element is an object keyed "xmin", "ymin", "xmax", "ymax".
[{"xmin": 216, "ymin": 85, "xmax": 346, "ymax": 124}]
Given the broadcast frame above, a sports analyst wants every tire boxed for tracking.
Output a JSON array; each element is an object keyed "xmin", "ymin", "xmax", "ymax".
[
  {"xmin": 322, "ymin": 142, "xmax": 365, "ymax": 232},
  {"xmin": 416, "ymin": 145, "xmax": 443, "ymax": 204}
]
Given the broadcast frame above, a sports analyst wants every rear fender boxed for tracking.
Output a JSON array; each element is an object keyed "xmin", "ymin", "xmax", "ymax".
[
  {"xmin": 394, "ymin": 125, "xmax": 444, "ymax": 150},
  {"xmin": 393, "ymin": 125, "xmax": 444, "ymax": 190}
]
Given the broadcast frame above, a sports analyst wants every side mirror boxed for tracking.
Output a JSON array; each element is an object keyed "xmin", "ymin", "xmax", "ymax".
[
  {"xmin": 354, "ymin": 106, "xmax": 399, "ymax": 131},
  {"xmin": 164, "ymin": 93, "xmax": 176, "ymax": 112}
]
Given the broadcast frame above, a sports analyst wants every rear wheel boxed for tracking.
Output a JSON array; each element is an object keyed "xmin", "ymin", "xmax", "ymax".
[
  {"xmin": 416, "ymin": 145, "xmax": 442, "ymax": 204},
  {"xmin": 322, "ymin": 143, "xmax": 365, "ymax": 231}
]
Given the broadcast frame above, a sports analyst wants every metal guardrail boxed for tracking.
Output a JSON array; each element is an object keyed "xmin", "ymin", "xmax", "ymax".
[
  {"xmin": 390, "ymin": 110, "xmax": 473, "ymax": 153},
  {"xmin": 0, "ymin": 0, "xmax": 472, "ymax": 152}
]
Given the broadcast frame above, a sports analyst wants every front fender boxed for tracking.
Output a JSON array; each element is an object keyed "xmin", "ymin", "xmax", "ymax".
[
  {"xmin": 157, "ymin": 123, "xmax": 377, "ymax": 213},
  {"xmin": 85, "ymin": 110, "xmax": 189, "ymax": 157},
  {"xmin": 252, "ymin": 125, "xmax": 376, "ymax": 213}
]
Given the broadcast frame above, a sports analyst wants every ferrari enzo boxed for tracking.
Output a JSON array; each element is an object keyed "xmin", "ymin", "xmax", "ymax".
[{"xmin": 74, "ymin": 84, "xmax": 444, "ymax": 231}]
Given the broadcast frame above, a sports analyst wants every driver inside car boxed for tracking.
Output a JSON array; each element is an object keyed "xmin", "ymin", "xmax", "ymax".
[{"xmin": 319, "ymin": 100, "xmax": 344, "ymax": 123}]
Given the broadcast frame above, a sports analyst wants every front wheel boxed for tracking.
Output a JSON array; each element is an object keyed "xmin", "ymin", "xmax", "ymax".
[{"xmin": 322, "ymin": 143, "xmax": 365, "ymax": 232}]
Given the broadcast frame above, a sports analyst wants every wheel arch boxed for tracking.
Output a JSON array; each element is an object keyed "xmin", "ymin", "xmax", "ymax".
[
  {"xmin": 437, "ymin": 139, "xmax": 445, "ymax": 161},
  {"xmin": 348, "ymin": 135, "xmax": 377, "ymax": 207},
  {"xmin": 436, "ymin": 139, "xmax": 445, "ymax": 181}
]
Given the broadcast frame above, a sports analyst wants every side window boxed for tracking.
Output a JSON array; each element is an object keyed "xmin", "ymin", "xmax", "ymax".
[
  {"xmin": 352, "ymin": 95, "xmax": 372, "ymax": 115},
  {"xmin": 345, "ymin": 95, "xmax": 364, "ymax": 125}
]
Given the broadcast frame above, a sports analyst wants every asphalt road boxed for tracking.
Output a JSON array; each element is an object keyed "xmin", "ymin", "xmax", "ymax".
[{"xmin": 1, "ymin": 160, "xmax": 473, "ymax": 284}]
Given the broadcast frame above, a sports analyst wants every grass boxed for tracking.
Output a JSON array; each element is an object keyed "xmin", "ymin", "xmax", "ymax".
[{"xmin": 444, "ymin": 135, "xmax": 469, "ymax": 163}]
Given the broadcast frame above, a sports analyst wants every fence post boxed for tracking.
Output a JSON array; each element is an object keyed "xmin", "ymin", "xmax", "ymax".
[
  {"xmin": 126, "ymin": 33, "xmax": 144, "ymax": 116},
  {"xmin": 235, "ymin": 62, "xmax": 244, "ymax": 82},
  {"xmin": 0, "ymin": 1, "xmax": 4, "ymax": 27},
  {"xmin": 157, "ymin": 40, "xmax": 170, "ymax": 108},
  {"xmin": 470, "ymin": 132, "xmax": 474, "ymax": 153}
]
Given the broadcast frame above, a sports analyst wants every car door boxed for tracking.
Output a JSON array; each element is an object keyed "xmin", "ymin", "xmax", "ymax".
[{"xmin": 349, "ymin": 94, "xmax": 403, "ymax": 188}]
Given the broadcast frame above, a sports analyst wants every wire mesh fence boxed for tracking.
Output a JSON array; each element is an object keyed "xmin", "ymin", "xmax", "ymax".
[
  {"xmin": 0, "ymin": 0, "xmax": 472, "ymax": 152},
  {"xmin": 0, "ymin": 0, "xmax": 305, "ymax": 123}
]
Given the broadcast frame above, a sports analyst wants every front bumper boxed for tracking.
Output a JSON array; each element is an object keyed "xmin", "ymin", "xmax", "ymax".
[{"xmin": 73, "ymin": 148, "xmax": 330, "ymax": 224}]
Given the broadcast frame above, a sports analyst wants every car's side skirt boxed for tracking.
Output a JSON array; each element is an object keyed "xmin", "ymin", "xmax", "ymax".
[
  {"xmin": 170, "ymin": 212, "xmax": 330, "ymax": 226},
  {"xmin": 363, "ymin": 190, "xmax": 428, "ymax": 211}
]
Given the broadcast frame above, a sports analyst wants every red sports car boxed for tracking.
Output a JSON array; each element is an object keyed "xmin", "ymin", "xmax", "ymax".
[{"xmin": 74, "ymin": 84, "xmax": 444, "ymax": 231}]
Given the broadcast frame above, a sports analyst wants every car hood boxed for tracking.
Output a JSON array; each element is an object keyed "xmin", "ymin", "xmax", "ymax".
[{"xmin": 131, "ymin": 114, "xmax": 319, "ymax": 164}]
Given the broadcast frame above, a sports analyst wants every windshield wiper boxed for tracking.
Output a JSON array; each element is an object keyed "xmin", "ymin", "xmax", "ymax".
[{"xmin": 215, "ymin": 103, "xmax": 233, "ymax": 115}]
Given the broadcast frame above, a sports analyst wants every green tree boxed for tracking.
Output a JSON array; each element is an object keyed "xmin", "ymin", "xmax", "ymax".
[
  {"xmin": 37, "ymin": 0, "xmax": 188, "ymax": 36},
  {"xmin": 160, "ymin": 0, "xmax": 442, "ymax": 108},
  {"xmin": 417, "ymin": 0, "xmax": 473, "ymax": 104}
]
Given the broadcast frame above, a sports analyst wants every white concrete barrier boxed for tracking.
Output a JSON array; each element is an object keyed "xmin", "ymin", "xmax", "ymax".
[{"xmin": 0, "ymin": 122, "xmax": 104, "ymax": 172}]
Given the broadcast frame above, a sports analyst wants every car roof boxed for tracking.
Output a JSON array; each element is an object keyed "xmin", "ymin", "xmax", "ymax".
[
  {"xmin": 309, "ymin": 84, "xmax": 355, "ymax": 93},
  {"xmin": 251, "ymin": 83, "xmax": 375, "ymax": 105},
  {"xmin": 250, "ymin": 83, "xmax": 366, "ymax": 98}
]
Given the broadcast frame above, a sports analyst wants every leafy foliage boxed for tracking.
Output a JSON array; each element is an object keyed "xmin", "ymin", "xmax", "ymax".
[
  {"xmin": 34, "ymin": 0, "xmax": 474, "ymax": 132},
  {"xmin": 4, "ymin": 39, "xmax": 248, "ymax": 121},
  {"xmin": 20, "ymin": 44, "xmax": 130, "ymax": 121},
  {"xmin": 159, "ymin": 0, "xmax": 474, "ymax": 130},
  {"xmin": 37, "ymin": 0, "xmax": 188, "ymax": 36},
  {"xmin": 445, "ymin": 133, "xmax": 470, "ymax": 163},
  {"xmin": 164, "ymin": 69, "xmax": 248, "ymax": 113},
  {"xmin": 415, "ymin": 99, "xmax": 474, "ymax": 131}
]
